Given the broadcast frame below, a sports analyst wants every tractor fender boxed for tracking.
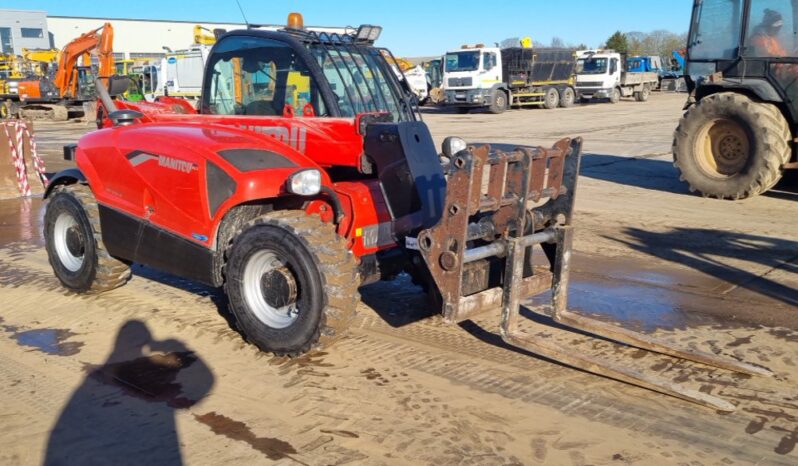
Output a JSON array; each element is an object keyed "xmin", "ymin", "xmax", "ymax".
[
  {"xmin": 43, "ymin": 168, "xmax": 86, "ymax": 198},
  {"xmin": 696, "ymin": 78, "xmax": 783, "ymax": 104}
]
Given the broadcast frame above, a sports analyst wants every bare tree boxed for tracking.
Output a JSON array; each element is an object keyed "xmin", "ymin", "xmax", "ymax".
[{"xmin": 499, "ymin": 37, "xmax": 520, "ymax": 49}]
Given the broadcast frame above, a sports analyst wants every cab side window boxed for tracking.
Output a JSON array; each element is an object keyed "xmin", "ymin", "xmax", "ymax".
[
  {"xmin": 484, "ymin": 53, "xmax": 497, "ymax": 70},
  {"xmin": 744, "ymin": 1, "xmax": 796, "ymax": 57},
  {"xmin": 204, "ymin": 36, "xmax": 324, "ymax": 116}
]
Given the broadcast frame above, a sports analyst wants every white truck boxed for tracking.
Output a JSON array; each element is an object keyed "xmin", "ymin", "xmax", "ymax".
[
  {"xmin": 575, "ymin": 50, "xmax": 658, "ymax": 103},
  {"xmin": 442, "ymin": 45, "xmax": 578, "ymax": 114},
  {"xmin": 156, "ymin": 44, "xmax": 212, "ymax": 100}
]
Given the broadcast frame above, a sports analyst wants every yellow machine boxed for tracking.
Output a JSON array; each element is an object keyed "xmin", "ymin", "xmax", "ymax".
[
  {"xmin": 20, "ymin": 49, "xmax": 58, "ymax": 78},
  {"xmin": 193, "ymin": 25, "xmax": 217, "ymax": 45}
]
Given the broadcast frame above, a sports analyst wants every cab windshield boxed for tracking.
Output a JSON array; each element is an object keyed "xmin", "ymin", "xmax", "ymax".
[
  {"xmin": 203, "ymin": 35, "xmax": 414, "ymax": 122},
  {"xmin": 309, "ymin": 43, "xmax": 412, "ymax": 121},
  {"xmin": 445, "ymin": 51, "xmax": 480, "ymax": 72},
  {"xmin": 580, "ymin": 58, "xmax": 608, "ymax": 74}
]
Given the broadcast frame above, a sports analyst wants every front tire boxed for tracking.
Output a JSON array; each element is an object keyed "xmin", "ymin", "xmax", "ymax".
[
  {"xmin": 672, "ymin": 92, "xmax": 791, "ymax": 199},
  {"xmin": 609, "ymin": 88, "xmax": 621, "ymax": 104},
  {"xmin": 224, "ymin": 211, "xmax": 358, "ymax": 356},
  {"xmin": 488, "ymin": 91, "xmax": 507, "ymax": 114},
  {"xmin": 44, "ymin": 184, "xmax": 131, "ymax": 293}
]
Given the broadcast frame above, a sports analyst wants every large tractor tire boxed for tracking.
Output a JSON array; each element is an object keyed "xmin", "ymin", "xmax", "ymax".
[
  {"xmin": 543, "ymin": 87, "xmax": 560, "ymax": 109},
  {"xmin": 672, "ymin": 92, "xmax": 791, "ymax": 200},
  {"xmin": 488, "ymin": 90, "xmax": 508, "ymax": 114},
  {"xmin": 224, "ymin": 210, "xmax": 359, "ymax": 356},
  {"xmin": 44, "ymin": 184, "xmax": 132, "ymax": 293},
  {"xmin": 559, "ymin": 87, "xmax": 576, "ymax": 108}
]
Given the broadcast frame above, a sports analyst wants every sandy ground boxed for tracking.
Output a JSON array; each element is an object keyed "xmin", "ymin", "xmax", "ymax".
[{"xmin": 0, "ymin": 93, "xmax": 796, "ymax": 465}]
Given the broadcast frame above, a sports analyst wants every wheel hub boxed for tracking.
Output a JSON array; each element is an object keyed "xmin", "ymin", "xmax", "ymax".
[
  {"xmin": 260, "ymin": 267, "xmax": 298, "ymax": 309},
  {"xmin": 697, "ymin": 118, "xmax": 751, "ymax": 178},
  {"xmin": 242, "ymin": 250, "xmax": 301, "ymax": 329},
  {"xmin": 53, "ymin": 212, "xmax": 85, "ymax": 272},
  {"xmin": 65, "ymin": 226, "xmax": 85, "ymax": 257}
]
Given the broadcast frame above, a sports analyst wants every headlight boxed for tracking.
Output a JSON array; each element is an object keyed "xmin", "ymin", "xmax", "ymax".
[
  {"xmin": 442, "ymin": 136, "xmax": 468, "ymax": 159},
  {"xmin": 287, "ymin": 169, "xmax": 322, "ymax": 196}
]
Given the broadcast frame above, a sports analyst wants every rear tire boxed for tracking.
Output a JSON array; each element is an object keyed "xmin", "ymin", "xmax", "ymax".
[
  {"xmin": 543, "ymin": 87, "xmax": 560, "ymax": 109},
  {"xmin": 488, "ymin": 90, "xmax": 507, "ymax": 114},
  {"xmin": 44, "ymin": 184, "xmax": 132, "ymax": 293},
  {"xmin": 635, "ymin": 85, "xmax": 651, "ymax": 102},
  {"xmin": 224, "ymin": 211, "xmax": 358, "ymax": 356},
  {"xmin": 672, "ymin": 92, "xmax": 791, "ymax": 199},
  {"xmin": 559, "ymin": 87, "xmax": 576, "ymax": 108}
]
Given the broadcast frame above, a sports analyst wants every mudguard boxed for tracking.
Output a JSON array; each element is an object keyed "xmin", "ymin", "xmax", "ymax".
[{"xmin": 43, "ymin": 168, "xmax": 86, "ymax": 198}]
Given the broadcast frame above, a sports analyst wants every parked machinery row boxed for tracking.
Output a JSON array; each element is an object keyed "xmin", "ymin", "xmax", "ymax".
[{"xmin": 434, "ymin": 40, "xmax": 662, "ymax": 114}]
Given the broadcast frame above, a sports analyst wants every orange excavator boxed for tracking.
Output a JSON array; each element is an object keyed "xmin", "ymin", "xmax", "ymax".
[{"xmin": 11, "ymin": 23, "xmax": 113, "ymax": 121}]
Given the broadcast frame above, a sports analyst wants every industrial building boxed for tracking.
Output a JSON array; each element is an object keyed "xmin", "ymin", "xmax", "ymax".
[
  {"xmin": 1, "ymin": 9, "xmax": 345, "ymax": 58},
  {"xmin": 0, "ymin": 10, "xmax": 52, "ymax": 54}
]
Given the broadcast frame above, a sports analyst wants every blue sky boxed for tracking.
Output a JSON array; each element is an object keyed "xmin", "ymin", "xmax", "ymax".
[{"xmin": 5, "ymin": 0, "xmax": 695, "ymax": 56}]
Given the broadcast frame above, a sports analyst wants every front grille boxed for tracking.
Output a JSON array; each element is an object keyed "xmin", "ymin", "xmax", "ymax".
[
  {"xmin": 448, "ymin": 77, "xmax": 473, "ymax": 87},
  {"xmin": 577, "ymin": 82, "xmax": 604, "ymax": 88}
]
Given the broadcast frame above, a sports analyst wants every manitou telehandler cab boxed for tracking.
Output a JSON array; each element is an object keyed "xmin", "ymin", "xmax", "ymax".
[
  {"xmin": 674, "ymin": 0, "xmax": 798, "ymax": 199},
  {"xmin": 44, "ymin": 14, "xmax": 770, "ymax": 411}
]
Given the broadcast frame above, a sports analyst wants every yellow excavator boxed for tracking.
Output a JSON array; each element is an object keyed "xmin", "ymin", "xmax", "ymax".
[{"xmin": 193, "ymin": 25, "xmax": 217, "ymax": 45}]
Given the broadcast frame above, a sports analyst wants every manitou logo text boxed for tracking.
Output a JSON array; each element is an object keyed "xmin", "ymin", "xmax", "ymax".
[{"xmin": 158, "ymin": 155, "xmax": 197, "ymax": 173}]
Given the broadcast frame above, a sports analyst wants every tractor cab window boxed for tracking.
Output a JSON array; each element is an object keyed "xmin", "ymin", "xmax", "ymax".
[
  {"xmin": 204, "ymin": 36, "xmax": 324, "ymax": 117},
  {"xmin": 744, "ymin": 1, "xmax": 798, "ymax": 57},
  {"xmin": 689, "ymin": 0, "xmax": 743, "ymax": 59},
  {"xmin": 309, "ymin": 44, "xmax": 410, "ymax": 121}
]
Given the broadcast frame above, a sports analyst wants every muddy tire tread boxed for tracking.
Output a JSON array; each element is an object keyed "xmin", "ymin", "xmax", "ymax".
[
  {"xmin": 672, "ymin": 92, "xmax": 791, "ymax": 200},
  {"xmin": 223, "ymin": 210, "xmax": 359, "ymax": 357},
  {"xmin": 50, "ymin": 184, "xmax": 132, "ymax": 293}
]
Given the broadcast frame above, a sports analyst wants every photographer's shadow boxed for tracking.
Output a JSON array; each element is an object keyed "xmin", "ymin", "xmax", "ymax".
[{"xmin": 44, "ymin": 320, "xmax": 214, "ymax": 466}]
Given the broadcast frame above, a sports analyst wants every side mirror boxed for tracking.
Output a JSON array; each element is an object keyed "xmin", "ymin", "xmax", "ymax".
[{"xmin": 107, "ymin": 75, "xmax": 132, "ymax": 97}]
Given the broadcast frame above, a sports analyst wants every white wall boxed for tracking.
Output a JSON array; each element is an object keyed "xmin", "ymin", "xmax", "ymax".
[
  {"xmin": 47, "ymin": 16, "xmax": 347, "ymax": 58},
  {"xmin": 0, "ymin": 10, "xmax": 51, "ymax": 54}
]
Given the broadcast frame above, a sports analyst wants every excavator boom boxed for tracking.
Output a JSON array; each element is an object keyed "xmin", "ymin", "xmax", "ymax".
[{"xmin": 53, "ymin": 23, "xmax": 114, "ymax": 99}]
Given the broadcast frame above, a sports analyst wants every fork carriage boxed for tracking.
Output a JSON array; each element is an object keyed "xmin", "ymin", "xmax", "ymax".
[{"xmin": 416, "ymin": 138, "xmax": 771, "ymax": 412}]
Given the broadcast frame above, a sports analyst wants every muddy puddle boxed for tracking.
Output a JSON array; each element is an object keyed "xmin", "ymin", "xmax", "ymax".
[
  {"xmin": 193, "ymin": 412, "xmax": 299, "ymax": 461},
  {"xmin": 0, "ymin": 317, "xmax": 83, "ymax": 356},
  {"xmin": 0, "ymin": 197, "xmax": 44, "ymax": 247}
]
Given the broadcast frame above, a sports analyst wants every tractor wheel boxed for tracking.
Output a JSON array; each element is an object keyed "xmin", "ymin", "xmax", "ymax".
[
  {"xmin": 543, "ymin": 87, "xmax": 560, "ymax": 109},
  {"xmin": 672, "ymin": 92, "xmax": 791, "ymax": 199},
  {"xmin": 559, "ymin": 87, "xmax": 576, "ymax": 108},
  {"xmin": 635, "ymin": 85, "xmax": 651, "ymax": 102},
  {"xmin": 488, "ymin": 91, "xmax": 507, "ymax": 114},
  {"xmin": 224, "ymin": 211, "xmax": 359, "ymax": 356},
  {"xmin": 44, "ymin": 184, "xmax": 132, "ymax": 293},
  {"xmin": 609, "ymin": 88, "xmax": 621, "ymax": 104}
]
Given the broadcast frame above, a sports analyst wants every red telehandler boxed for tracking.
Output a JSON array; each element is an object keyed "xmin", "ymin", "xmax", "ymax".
[{"xmin": 44, "ymin": 14, "xmax": 770, "ymax": 411}]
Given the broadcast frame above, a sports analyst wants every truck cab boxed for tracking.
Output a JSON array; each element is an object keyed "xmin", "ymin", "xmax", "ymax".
[
  {"xmin": 442, "ymin": 46, "xmax": 505, "ymax": 110},
  {"xmin": 575, "ymin": 50, "xmax": 623, "ymax": 101}
]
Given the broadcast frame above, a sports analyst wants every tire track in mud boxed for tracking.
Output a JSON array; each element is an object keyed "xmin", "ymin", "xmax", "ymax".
[{"xmin": 1, "ymin": 246, "xmax": 797, "ymax": 463}]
